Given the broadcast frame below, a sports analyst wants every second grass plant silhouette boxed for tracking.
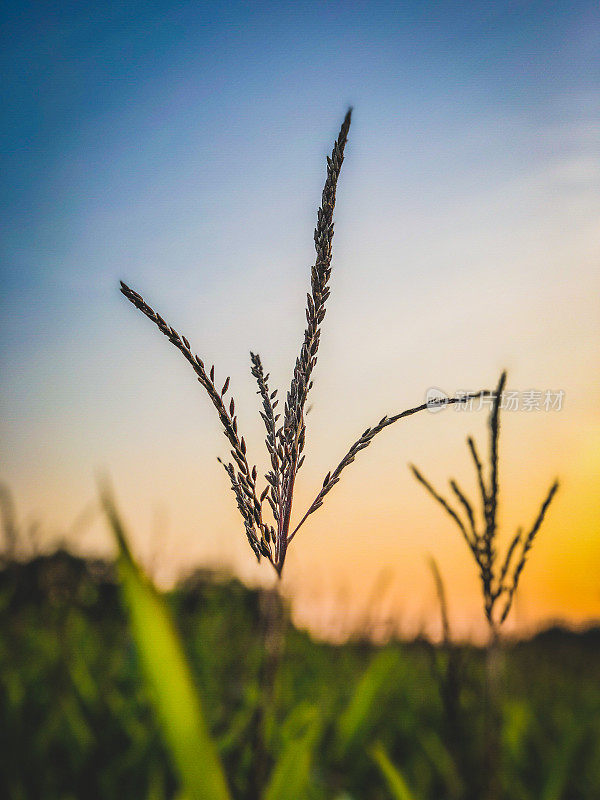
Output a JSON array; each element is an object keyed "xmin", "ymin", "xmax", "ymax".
[
  {"xmin": 121, "ymin": 108, "xmax": 483, "ymax": 577},
  {"xmin": 411, "ymin": 371, "xmax": 559, "ymax": 634},
  {"xmin": 413, "ymin": 375, "xmax": 559, "ymax": 800}
]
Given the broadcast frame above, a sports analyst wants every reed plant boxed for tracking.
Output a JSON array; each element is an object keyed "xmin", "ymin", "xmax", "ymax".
[
  {"xmin": 411, "ymin": 371, "xmax": 558, "ymax": 635},
  {"xmin": 411, "ymin": 371, "xmax": 559, "ymax": 799},
  {"xmin": 120, "ymin": 109, "xmax": 482, "ymax": 577}
]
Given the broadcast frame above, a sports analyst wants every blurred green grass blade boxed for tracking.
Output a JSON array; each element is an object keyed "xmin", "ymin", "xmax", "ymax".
[
  {"xmin": 101, "ymin": 486, "xmax": 230, "ymax": 800},
  {"xmin": 541, "ymin": 721, "xmax": 581, "ymax": 800},
  {"xmin": 336, "ymin": 649, "xmax": 400, "ymax": 754},
  {"xmin": 370, "ymin": 743, "xmax": 417, "ymax": 800},
  {"xmin": 419, "ymin": 730, "xmax": 462, "ymax": 798},
  {"xmin": 263, "ymin": 704, "xmax": 321, "ymax": 800}
]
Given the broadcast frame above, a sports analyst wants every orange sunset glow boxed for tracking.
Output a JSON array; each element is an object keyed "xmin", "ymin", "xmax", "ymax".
[{"xmin": 2, "ymin": 2, "xmax": 598, "ymax": 644}]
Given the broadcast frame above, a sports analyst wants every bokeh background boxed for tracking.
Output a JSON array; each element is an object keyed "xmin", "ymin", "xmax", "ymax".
[{"xmin": 2, "ymin": 0, "xmax": 599, "ymax": 640}]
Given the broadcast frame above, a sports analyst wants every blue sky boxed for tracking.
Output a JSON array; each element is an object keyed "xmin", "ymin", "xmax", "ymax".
[
  {"xmin": 2, "ymin": 0, "xmax": 596, "ymax": 252},
  {"xmin": 1, "ymin": 1, "xmax": 598, "ymax": 635},
  {"xmin": 2, "ymin": 0, "xmax": 597, "ymax": 385}
]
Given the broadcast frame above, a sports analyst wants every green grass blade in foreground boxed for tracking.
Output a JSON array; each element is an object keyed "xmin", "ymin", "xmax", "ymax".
[
  {"xmin": 101, "ymin": 488, "xmax": 230, "ymax": 800},
  {"xmin": 418, "ymin": 731, "xmax": 462, "ymax": 799},
  {"xmin": 263, "ymin": 704, "xmax": 321, "ymax": 800},
  {"xmin": 336, "ymin": 649, "xmax": 400, "ymax": 755},
  {"xmin": 370, "ymin": 743, "xmax": 418, "ymax": 800},
  {"xmin": 541, "ymin": 721, "xmax": 582, "ymax": 800}
]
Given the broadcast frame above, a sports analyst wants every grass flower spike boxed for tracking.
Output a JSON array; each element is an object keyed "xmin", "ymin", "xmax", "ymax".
[{"xmin": 121, "ymin": 109, "xmax": 483, "ymax": 576}]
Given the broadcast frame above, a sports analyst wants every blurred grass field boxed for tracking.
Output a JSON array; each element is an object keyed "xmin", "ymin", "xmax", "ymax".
[{"xmin": 1, "ymin": 547, "xmax": 599, "ymax": 799}]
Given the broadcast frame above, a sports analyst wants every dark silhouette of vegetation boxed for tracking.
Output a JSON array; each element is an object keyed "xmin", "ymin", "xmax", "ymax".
[
  {"xmin": 1, "ymin": 548, "xmax": 599, "ymax": 799},
  {"xmin": 411, "ymin": 372, "xmax": 560, "ymax": 800},
  {"xmin": 411, "ymin": 372, "xmax": 559, "ymax": 634},
  {"xmin": 120, "ymin": 109, "xmax": 484, "ymax": 576}
]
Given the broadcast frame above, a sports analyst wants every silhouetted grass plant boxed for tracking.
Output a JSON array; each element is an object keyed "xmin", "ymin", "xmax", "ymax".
[
  {"xmin": 411, "ymin": 371, "xmax": 559, "ymax": 800},
  {"xmin": 120, "ymin": 109, "xmax": 483, "ymax": 577},
  {"xmin": 411, "ymin": 371, "xmax": 559, "ymax": 634}
]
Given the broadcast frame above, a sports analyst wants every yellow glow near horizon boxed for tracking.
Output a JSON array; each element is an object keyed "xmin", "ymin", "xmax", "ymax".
[{"xmin": 2, "ymin": 37, "xmax": 598, "ymax": 641}]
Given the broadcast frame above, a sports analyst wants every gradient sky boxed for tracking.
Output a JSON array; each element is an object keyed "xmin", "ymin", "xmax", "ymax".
[{"xmin": 2, "ymin": 1, "xmax": 599, "ymax": 640}]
